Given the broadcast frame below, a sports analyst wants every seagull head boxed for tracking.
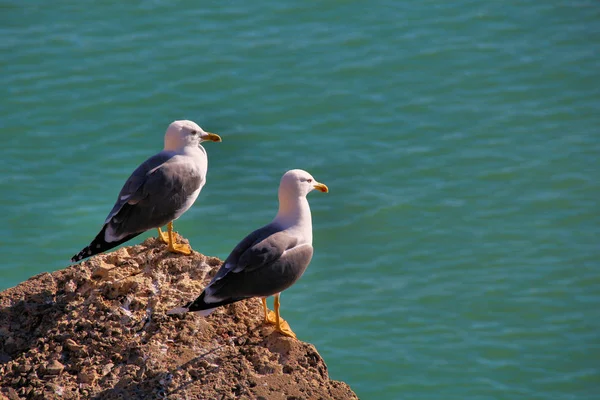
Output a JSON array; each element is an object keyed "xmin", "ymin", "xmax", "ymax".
[
  {"xmin": 279, "ymin": 169, "xmax": 329, "ymax": 199},
  {"xmin": 164, "ymin": 120, "xmax": 221, "ymax": 151}
]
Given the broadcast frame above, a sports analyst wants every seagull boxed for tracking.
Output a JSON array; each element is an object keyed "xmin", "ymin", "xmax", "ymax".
[
  {"xmin": 71, "ymin": 120, "xmax": 221, "ymax": 263},
  {"xmin": 168, "ymin": 169, "xmax": 328, "ymax": 338}
]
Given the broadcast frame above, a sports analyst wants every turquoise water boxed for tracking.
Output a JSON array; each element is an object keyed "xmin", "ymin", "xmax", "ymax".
[{"xmin": 2, "ymin": 1, "xmax": 599, "ymax": 398}]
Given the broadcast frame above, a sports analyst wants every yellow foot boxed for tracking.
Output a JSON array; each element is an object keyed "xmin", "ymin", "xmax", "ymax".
[
  {"xmin": 157, "ymin": 228, "xmax": 169, "ymax": 244},
  {"xmin": 168, "ymin": 242, "xmax": 192, "ymax": 255},
  {"xmin": 265, "ymin": 310, "xmax": 277, "ymax": 325},
  {"xmin": 275, "ymin": 320, "xmax": 296, "ymax": 338},
  {"xmin": 264, "ymin": 311, "xmax": 296, "ymax": 338}
]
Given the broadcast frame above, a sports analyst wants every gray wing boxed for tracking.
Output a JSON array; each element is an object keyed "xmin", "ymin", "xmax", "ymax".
[
  {"xmin": 209, "ymin": 224, "xmax": 281, "ymax": 283},
  {"xmin": 104, "ymin": 152, "xmax": 203, "ymax": 240},
  {"xmin": 204, "ymin": 226, "xmax": 314, "ymax": 302},
  {"xmin": 104, "ymin": 152, "xmax": 172, "ymax": 223}
]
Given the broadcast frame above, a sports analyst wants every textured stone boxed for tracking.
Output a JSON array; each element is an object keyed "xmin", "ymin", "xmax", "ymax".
[
  {"xmin": 0, "ymin": 236, "xmax": 357, "ymax": 399},
  {"xmin": 44, "ymin": 360, "xmax": 64, "ymax": 375}
]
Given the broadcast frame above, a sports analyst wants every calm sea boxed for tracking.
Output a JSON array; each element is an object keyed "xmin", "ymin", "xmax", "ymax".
[{"xmin": 1, "ymin": 1, "xmax": 599, "ymax": 398}]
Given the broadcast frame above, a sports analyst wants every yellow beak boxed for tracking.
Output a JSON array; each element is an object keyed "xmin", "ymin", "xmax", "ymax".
[
  {"xmin": 314, "ymin": 182, "xmax": 329, "ymax": 193},
  {"xmin": 204, "ymin": 132, "xmax": 222, "ymax": 142}
]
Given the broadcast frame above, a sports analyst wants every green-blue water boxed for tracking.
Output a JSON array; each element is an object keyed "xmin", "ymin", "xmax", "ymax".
[{"xmin": 2, "ymin": 1, "xmax": 599, "ymax": 398}]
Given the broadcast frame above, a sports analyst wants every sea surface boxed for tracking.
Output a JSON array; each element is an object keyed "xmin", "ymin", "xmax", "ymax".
[{"xmin": 1, "ymin": 1, "xmax": 599, "ymax": 399}]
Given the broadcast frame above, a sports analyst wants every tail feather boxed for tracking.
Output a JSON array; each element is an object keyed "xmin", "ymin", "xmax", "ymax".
[
  {"xmin": 70, "ymin": 225, "xmax": 140, "ymax": 263},
  {"xmin": 172, "ymin": 291, "xmax": 244, "ymax": 316},
  {"xmin": 166, "ymin": 306, "xmax": 215, "ymax": 317}
]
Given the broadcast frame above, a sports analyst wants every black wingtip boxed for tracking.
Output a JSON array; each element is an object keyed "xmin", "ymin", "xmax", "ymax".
[
  {"xmin": 186, "ymin": 292, "xmax": 207, "ymax": 312},
  {"xmin": 71, "ymin": 225, "xmax": 141, "ymax": 263},
  {"xmin": 70, "ymin": 243, "xmax": 96, "ymax": 263},
  {"xmin": 187, "ymin": 291, "xmax": 244, "ymax": 313}
]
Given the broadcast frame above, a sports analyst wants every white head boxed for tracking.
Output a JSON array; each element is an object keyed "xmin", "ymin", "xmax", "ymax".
[
  {"xmin": 163, "ymin": 120, "xmax": 221, "ymax": 151},
  {"xmin": 278, "ymin": 169, "xmax": 329, "ymax": 199}
]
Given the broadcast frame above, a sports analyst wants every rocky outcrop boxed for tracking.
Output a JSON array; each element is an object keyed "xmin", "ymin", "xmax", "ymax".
[{"xmin": 0, "ymin": 236, "xmax": 358, "ymax": 400}]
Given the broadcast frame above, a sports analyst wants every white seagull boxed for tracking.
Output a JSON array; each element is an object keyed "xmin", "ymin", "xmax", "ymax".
[
  {"xmin": 168, "ymin": 169, "xmax": 328, "ymax": 338},
  {"xmin": 71, "ymin": 120, "xmax": 221, "ymax": 262}
]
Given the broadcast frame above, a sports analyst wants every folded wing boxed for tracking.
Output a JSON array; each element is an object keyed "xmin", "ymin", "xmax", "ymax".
[{"xmin": 185, "ymin": 225, "xmax": 314, "ymax": 312}]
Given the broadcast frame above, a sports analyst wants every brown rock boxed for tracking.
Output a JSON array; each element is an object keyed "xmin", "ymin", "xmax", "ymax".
[
  {"xmin": 101, "ymin": 363, "xmax": 114, "ymax": 376},
  {"xmin": 44, "ymin": 360, "xmax": 64, "ymax": 375},
  {"xmin": 78, "ymin": 368, "xmax": 98, "ymax": 384},
  {"xmin": 2, "ymin": 387, "xmax": 19, "ymax": 400},
  {"xmin": 91, "ymin": 264, "xmax": 111, "ymax": 280},
  {"xmin": 0, "ymin": 236, "xmax": 358, "ymax": 399},
  {"xmin": 64, "ymin": 338, "xmax": 84, "ymax": 352},
  {"xmin": 64, "ymin": 280, "xmax": 77, "ymax": 294}
]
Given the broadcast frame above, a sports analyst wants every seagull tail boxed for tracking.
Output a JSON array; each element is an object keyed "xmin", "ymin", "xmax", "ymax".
[
  {"xmin": 166, "ymin": 305, "xmax": 215, "ymax": 317},
  {"xmin": 70, "ymin": 224, "xmax": 140, "ymax": 263},
  {"xmin": 167, "ymin": 292, "xmax": 209, "ymax": 316},
  {"xmin": 180, "ymin": 290, "xmax": 242, "ymax": 316}
]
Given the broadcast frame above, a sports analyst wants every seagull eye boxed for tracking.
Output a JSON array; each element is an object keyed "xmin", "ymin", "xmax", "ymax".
[
  {"xmin": 307, "ymin": 179, "xmax": 313, "ymax": 183},
  {"xmin": 190, "ymin": 130, "xmax": 197, "ymax": 135}
]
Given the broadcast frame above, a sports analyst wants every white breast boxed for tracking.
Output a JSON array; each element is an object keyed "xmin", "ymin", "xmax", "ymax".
[{"xmin": 173, "ymin": 146, "xmax": 207, "ymax": 220}]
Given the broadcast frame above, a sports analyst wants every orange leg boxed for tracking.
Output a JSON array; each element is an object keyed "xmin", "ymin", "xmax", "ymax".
[
  {"xmin": 166, "ymin": 221, "xmax": 192, "ymax": 255},
  {"xmin": 267, "ymin": 294, "xmax": 296, "ymax": 338}
]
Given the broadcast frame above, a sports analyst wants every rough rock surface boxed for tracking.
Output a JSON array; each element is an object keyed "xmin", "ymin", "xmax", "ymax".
[{"xmin": 0, "ymin": 236, "xmax": 358, "ymax": 400}]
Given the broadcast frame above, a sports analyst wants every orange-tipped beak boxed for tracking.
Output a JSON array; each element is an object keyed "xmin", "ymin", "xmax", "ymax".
[{"xmin": 314, "ymin": 183, "xmax": 329, "ymax": 193}]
